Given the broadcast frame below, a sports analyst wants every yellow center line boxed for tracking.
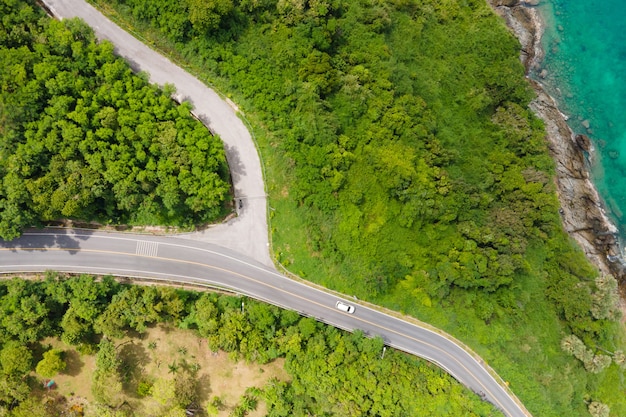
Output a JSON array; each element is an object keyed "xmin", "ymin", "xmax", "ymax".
[{"xmin": 1, "ymin": 246, "xmax": 513, "ymax": 415}]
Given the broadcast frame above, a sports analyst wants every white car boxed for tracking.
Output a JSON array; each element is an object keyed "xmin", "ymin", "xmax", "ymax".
[{"xmin": 336, "ymin": 301, "xmax": 355, "ymax": 314}]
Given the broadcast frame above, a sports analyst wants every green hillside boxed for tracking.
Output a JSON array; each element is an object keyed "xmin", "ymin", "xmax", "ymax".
[{"xmin": 89, "ymin": 0, "xmax": 626, "ymax": 415}]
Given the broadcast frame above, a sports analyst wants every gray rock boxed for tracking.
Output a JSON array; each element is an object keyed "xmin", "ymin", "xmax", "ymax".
[
  {"xmin": 575, "ymin": 134, "xmax": 592, "ymax": 152},
  {"xmin": 529, "ymin": 81, "xmax": 623, "ymax": 282},
  {"xmin": 498, "ymin": 0, "xmax": 520, "ymax": 6}
]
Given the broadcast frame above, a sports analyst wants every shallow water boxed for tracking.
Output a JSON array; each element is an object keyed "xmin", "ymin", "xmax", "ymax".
[{"xmin": 534, "ymin": 0, "xmax": 626, "ymax": 233}]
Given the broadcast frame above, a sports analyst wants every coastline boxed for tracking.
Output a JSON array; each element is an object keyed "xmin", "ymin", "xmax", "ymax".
[{"xmin": 488, "ymin": 0, "xmax": 626, "ymax": 282}]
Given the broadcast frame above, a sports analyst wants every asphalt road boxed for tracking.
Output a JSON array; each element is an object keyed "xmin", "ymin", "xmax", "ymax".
[
  {"xmin": 40, "ymin": 0, "xmax": 271, "ymax": 266},
  {"xmin": 0, "ymin": 229, "xmax": 530, "ymax": 417}
]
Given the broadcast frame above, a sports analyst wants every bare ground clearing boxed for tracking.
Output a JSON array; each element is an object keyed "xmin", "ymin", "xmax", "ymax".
[{"xmin": 40, "ymin": 325, "xmax": 288, "ymax": 416}]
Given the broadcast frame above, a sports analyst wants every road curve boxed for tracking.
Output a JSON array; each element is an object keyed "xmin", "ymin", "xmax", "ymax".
[
  {"xmin": 0, "ymin": 229, "xmax": 530, "ymax": 417},
  {"xmin": 40, "ymin": 0, "xmax": 272, "ymax": 266}
]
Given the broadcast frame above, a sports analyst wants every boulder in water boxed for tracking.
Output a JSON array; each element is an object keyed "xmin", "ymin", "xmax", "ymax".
[{"xmin": 575, "ymin": 134, "xmax": 592, "ymax": 152}]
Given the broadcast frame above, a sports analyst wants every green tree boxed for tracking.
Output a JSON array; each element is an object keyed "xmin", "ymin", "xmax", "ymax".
[
  {"xmin": 92, "ymin": 369, "xmax": 123, "ymax": 407},
  {"xmin": 0, "ymin": 279, "xmax": 51, "ymax": 343},
  {"xmin": 60, "ymin": 307, "xmax": 92, "ymax": 346},
  {"xmin": 151, "ymin": 375, "xmax": 195, "ymax": 415},
  {"xmin": 0, "ymin": 341, "xmax": 32, "ymax": 376},
  {"xmin": 216, "ymin": 310, "xmax": 251, "ymax": 352},
  {"xmin": 186, "ymin": 0, "xmax": 233, "ymax": 32},
  {"xmin": 151, "ymin": 376, "xmax": 176, "ymax": 407},
  {"xmin": 96, "ymin": 338, "xmax": 120, "ymax": 374},
  {"xmin": 35, "ymin": 348, "xmax": 65, "ymax": 378},
  {"xmin": 91, "ymin": 336, "xmax": 124, "ymax": 407},
  {"xmin": 191, "ymin": 294, "xmax": 219, "ymax": 337},
  {"xmin": 95, "ymin": 286, "xmax": 163, "ymax": 337},
  {"xmin": 0, "ymin": 373, "xmax": 29, "ymax": 407}
]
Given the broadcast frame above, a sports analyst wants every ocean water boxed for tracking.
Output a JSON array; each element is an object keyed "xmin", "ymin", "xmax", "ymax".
[{"xmin": 534, "ymin": 0, "xmax": 626, "ymax": 234}]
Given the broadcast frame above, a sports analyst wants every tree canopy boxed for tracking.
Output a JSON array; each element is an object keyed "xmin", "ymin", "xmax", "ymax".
[
  {"xmin": 0, "ymin": 0, "xmax": 230, "ymax": 239},
  {"xmin": 35, "ymin": 349, "xmax": 65, "ymax": 378}
]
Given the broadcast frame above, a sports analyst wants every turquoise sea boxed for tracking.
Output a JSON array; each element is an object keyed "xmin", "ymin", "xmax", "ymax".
[{"xmin": 535, "ymin": 0, "xmax": 626, "ymax": 235}]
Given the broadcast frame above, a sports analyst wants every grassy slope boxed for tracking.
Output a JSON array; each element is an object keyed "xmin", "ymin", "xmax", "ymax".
[{"xmin": 84, "ymin": 1, "xmax": 626, "ymax": 415}]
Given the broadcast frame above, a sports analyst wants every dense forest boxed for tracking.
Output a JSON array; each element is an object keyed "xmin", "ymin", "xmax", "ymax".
[
  {"xmin": 89, "ymin": 0, "xmax": 626, "ymax": 415},
  {"xmin": 0, "ymin": 0, "xmax": 230, "ymax": 239},
  {"xmin": 0, "ymin": 274, "xmax": 497, "ymax": 416}
]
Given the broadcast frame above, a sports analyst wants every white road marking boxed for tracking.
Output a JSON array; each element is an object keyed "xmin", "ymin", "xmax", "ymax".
[{"xmin": 135, "ymin": 240, "xmax": 158, "ymax": 257}]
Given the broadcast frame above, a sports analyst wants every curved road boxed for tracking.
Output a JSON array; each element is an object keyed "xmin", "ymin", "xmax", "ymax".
[
  {"xmin": 0, "ymin": 229, "xmax": 529, "ymax": 417},
  {"xmin": 28, "ymin": 1, "xmax": 532, "ymax": 416},
  {"xmin": 41, "ymin": 0, "xmax": 271, "ymax": 266}
]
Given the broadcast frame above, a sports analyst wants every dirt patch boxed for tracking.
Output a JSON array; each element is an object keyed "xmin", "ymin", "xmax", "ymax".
[
  {"xmin": 38, "ymin": 338, "xmax": 96, "ymax": 401},
  {"xmin": 135, "ymin": 326, "xmax": 287, "ymax": 416},
  {"xmin": 38, "ymin": 326, "xmax": 288, "ymax": 416}
]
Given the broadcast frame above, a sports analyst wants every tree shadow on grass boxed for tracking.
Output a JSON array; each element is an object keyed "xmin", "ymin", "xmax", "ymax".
[
  {"xmin": 62, "ymin": 349, "xmax": 84, "ymax": 377},
  {"xmin": 195, "ymin": 373, "xmax": 212, "ymax": 405},
  {"xmin": 118, "ymin": 341, "xmax": 151, "ymax": 398}
]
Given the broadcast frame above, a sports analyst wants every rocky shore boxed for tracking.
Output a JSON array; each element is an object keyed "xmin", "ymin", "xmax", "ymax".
[{"xmin": 488, "ymin": 0, "xmax": 626, "ymax": 282}]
